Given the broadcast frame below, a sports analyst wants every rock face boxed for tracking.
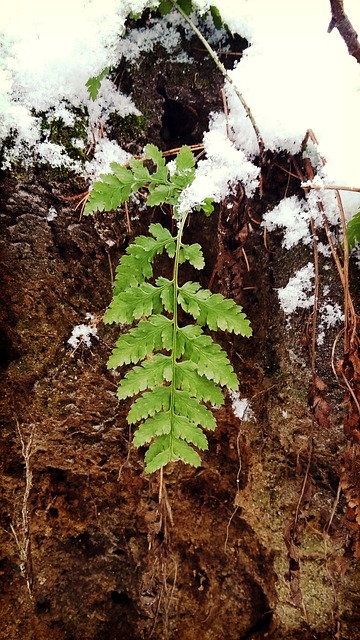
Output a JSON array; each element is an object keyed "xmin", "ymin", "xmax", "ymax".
[{"xmin": 0, "ymin": 37, "xmax": 359, "ymax": 640}]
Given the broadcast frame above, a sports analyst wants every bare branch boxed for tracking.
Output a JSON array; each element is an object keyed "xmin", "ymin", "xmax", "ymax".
[{"xmin": 328, "ymin": 0, "xmax": 360, "ymax": 64}]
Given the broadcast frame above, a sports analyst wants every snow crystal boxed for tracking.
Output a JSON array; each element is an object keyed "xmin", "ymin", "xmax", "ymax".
[
  {"xmin": 68, "ymin": 322, "xmax": 98, "ymax": 350},
  {"xmin": 277, "ymin": 263, "xmax": 315, "ymax": 315},
  {"xmin": 263, "ymin": 196, "xmax": 312, "ymax": 249},
  {"xmin": 230, "ymin": 390, "xmax": 255, "ymax": 422},
  {"xmin": 116, "ymin": 16, "xmax": 181, "ymax": 62},
  {"xmin": 317, "ymin": 302, "xmax": 344, "ymax": 345},
  {"xmin": 46, "ymin": 206, "xmax": 58, "ymax": 222}
]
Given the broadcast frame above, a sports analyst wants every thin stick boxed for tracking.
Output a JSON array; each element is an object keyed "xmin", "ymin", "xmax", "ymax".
[
  {"xmin": 124, "ymin": 200, "xmax": 132, "ymax": 233},
  {"xmin": 171, "ymin": 1, "xmax": 264, "ymax": 156},
  {"xmin": 304, "ymin": 183, "xmax": 360, "ymax": 193},
  {"xmin": 221, "ymin": 87, "xmax": 232, "ymax": 140},
  {"xmin": 326, "ymin": 482, "xmax": 342, "ymax": 532}
]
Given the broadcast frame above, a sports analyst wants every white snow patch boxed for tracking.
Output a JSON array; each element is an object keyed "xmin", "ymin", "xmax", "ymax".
[
  {"xmin": 68, "ymin": 314, "xmax": 98, "ymax": 349},
  {"xmin": 263, "ymin": 196, "xmax": 312, "ymax": 249},
  {"xmin": 317, "ymin": 302, "xmax": 344, "ymax": 345},
  {"xmin": 277, "ymin": 263, "xmax": 315, "ymax": 315},
  {"xmin": 85, "ymin": 138, "xmax": 131, "ymax": 182},
  {"xmin": 230, "ymin": 390, "xmax": 255, "ymax": 422},
  {"xmin": 177, "ymin": 113, "xmax": 259, "ymax": 215},
  {"xmin": 46, "ymin": 206, "xmax": 58, "ymax": 222},
  {"xmin": 0, "ymin": 0, "xmax": 360, "ymax": 223}
]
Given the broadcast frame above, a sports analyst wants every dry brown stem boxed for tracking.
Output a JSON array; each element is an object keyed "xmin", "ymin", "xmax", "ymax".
[{"xmin": 10, "ymin": 422, "xmax": 36, "ymax": 597}]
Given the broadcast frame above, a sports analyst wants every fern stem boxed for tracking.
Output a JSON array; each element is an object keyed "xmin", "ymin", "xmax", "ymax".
[{"xmin": 169, "ymin": 212, "xmax": 189, "ymax": 458}]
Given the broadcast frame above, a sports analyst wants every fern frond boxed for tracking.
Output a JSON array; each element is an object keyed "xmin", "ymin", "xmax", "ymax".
[
  {"xmin": 84, "ymin": 170, "xmax": 133, "ymax": 215},
  {"xmin": 178, "ymin": 281, "xmax": 252, "ymax": 335},
  {"xmin": 89, "ymin": 144, "xmax": 253, "ymax": 473},
  {"xmin": 144, "ymin": 435, "xmax": 201, "ymax": 473},
  {"xmin": 133, "ymin": 411, "xmax": 171, "ymax": 446},
  {"xmin": 145, "ymin": 144, "xmax": 168, "ymax": 183},
  {"xmin": 172, "ymin": 415, "xmax": 208, "ymax": 449},
  {"xmin": 107, "ymin": 315, "xmax": 173, "ymax": 368},
  {"xmin": 179, "ymin": 327, "xmax": 238, "ymax": 389},
  {"xmin": 144, "ymin": 436, "xmax": 174, "ymax": 473},
  {"xmin": 127, "ymin": 387, "xmax": 171, "ymax": 424},
  {"xmin": 173, "ymin": 389, "xmax": 216, "ymax": 430},
  {"xmin": 104, "ymin": 282, "xmax": 164, "ymax": 324},
  {"xmin": 172, "ymin": 438, "xmax": 202, "ymax": 467},
  {"xmin": 347, "ymin": 209, "xmax": 360, "ymax": 250},
  {"xmin": 179, "ymin": 243, "xmax": 205, "ymax": 269},
  {"xmin": 116, "ymin": 354, "xmax": 172, "ymax": 399},
  {"xmin": 174, "ymin": 361, "xmax": 224, "ymax": 405},
  {"xmin": 112, "ymin": 223, "xmax": 176, "ymax": 295}
]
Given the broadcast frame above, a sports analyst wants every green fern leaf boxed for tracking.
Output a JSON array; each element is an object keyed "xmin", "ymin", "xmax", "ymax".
[
  {"xmin": 173, "ymin": 389, "xmax": 216, "ymax": 430},
  {"xmin": 179, "ymin": 325, "xmax": 238, "ymax": 388},
  {"xmin": 347, "ymin": 209, "xmax": 360, "ymax": 250},
  {"xmin": 178, "ymin": 282, "xmax": 252, "ymax": 335},
  {"xmin": 133, "ymin": 401, "xmax": 209, "ymax": 453},
  {"xmin": 199, "ymin": 198, "xmax": 214, "ymax": 216},
  {"xmin": 110, "ymin": 224, "xmax": 175, "ymax": 296},
  {"xmin": 144, "ymin": 435, "xmax": 201, "ymax": 473},
  {"xmin": 156, "ymin": 277, "xmax": 174, "ymax": 313},
  {"xmin": 117, "ymin": 354, "xmax": 172, "ymax": 399},
  {"xmin": 173, "ymin": 415, "xmax": 208, "ymax": 449},
  {"xmin": 84, "ymin": 171, "xmax": 133, "ymax": 215},
  {"xmin": 149, "ymin": 223, "xmax": 176, "ymax": 256},
  {"xmin": 175, "ymin": 145, "xmax": 195, "ymax": 174},
  {"xmin": 85, "ymin": 67, "xmax": 109, "ymax": 101},
  {"xmin": 129, "ymin": 157, "xmax": 151, "ymax": 188},
  {"xmin": 127, "ymin": 387, "xmax": 171, "ymax": 424},
  {"xmin": 107, "ymin": 315, "xmax": 173, "ymax": 368},
  {"xmin": 133, "ymin": 412, "xmax": 171, "ymax": 447},
  {"xmin": 104, "ymin": 282, "xmax": 164, "ymax": 324},
  {"xmin": 144, "ymin": 435, "xmax": 173, "ymax": 472},
  {"xmin": 177, "ymin": 0, "xmax": 194, "ymax": 17},
  {"xmin": 145, "ymin": 144, "xmax": 168, "ymax": 183},
  {"xmin": 179, "ymin": 243, "xmax": 205, "ymax": 269},
  {"xmin": 147, "ymin": 184, "xmax": 176, "ymax": 206},
  {"xmin": 158, "ymin": 0, "xmax": 173, "ymax": 15},
  {"xmin": 175, "ymin": 361, "xmax": 224, "ymax": 405},
  {"xmin": 172, "ymin": 437, "xmax": 202, "ymax": 467}
]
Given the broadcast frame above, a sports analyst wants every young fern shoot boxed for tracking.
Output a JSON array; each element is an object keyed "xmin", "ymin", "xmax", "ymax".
[{"xmin": 85, "ymin": 145, "xmax": 252, "ymax": 472}]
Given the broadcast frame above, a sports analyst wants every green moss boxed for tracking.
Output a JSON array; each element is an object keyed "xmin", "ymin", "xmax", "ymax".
[
  {"xmin": 108, "ymin": 112, "xmax": 148, "ymax": 144},
  {"xmin": 39, "ymin": 106, "xmax": 88, "ymax": 161}
]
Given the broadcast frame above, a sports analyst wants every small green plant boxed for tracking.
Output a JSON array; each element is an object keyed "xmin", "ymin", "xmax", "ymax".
[
  {"xmin": 85, "ymin": 145, "xmax": 251, "ymax": 472},
  {"xmin": 86, "ymin": 67, "xmax": 109, "ymax": 101},
  {"xmin": 346, "ymin": 209, "xmax": 360, "ymax": 250}
]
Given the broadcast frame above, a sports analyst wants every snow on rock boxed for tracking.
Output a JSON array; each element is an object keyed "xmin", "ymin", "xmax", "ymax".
[
  {"xmin": 177, "ymin": 113, "xmax": 260, "ymax": 215},
  {"xmin": 262, "ymin": 196, "xmax": 312, "ymax": 250},
  {"xmin": 277, "ymin": 263, "xmax": 315, "ymax": 315},
  {"xmin": 229, "ymin": 390, "xmax": 255, "ymax": 422},
  {"xmin": 68, "ymin": 313, "xmax": 99, "ymax": 349},
  {"xmin": 85, "ymin": 138, "xmax": 131, "ymax": 182},
  {"xmin": 0, "ymin": 0, "xmax": 149, "ymax": 169},
  {"xmin": 317, "ymin": 302, "xmax": 344, "ymax": 345}
]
